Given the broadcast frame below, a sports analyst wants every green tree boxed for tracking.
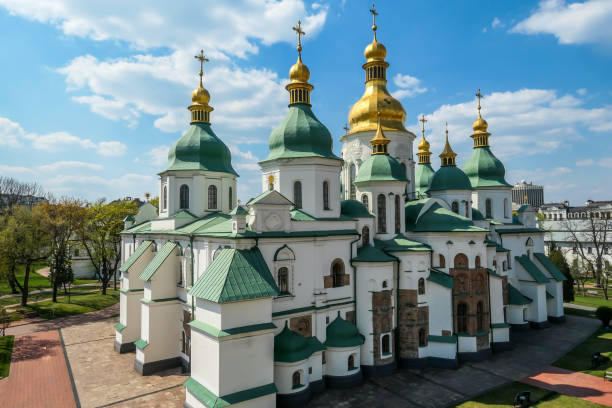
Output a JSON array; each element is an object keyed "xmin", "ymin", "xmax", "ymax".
[
  {"xmin": 80, "ymin": 199, "xmax": 138, "ymax": 295},
  {"xmin": 548, "ymin": 244, "xmax": 574, "ymax": 302}
]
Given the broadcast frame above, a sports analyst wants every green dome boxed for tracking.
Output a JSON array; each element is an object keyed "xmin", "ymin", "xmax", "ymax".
[
  {"xmin": 415, "ymin": 163, "xmax": 435, "ymax": 197},
  {"xmin": 325, "ymin": 312, "xmax": 364, "ymax": 348},
  {"xmin": 354, "ymin": 154, "xmax": 407, "ymax": 184},
  {"xmin": 263, "ymin": 103, "xmax": 339, "ymax": 161},
  {"xmin": 274, "ymin": 322, "xmax": 325, "ymax": 363},
  {"xmin": 340, "ymin": 200, "xmax": 374, "ymax": 218},
  {"xmin": 165, "ymin": 123, "xmax": 237, "ymax": 175},
  {"xmin": 427, "ymin": 166, "xmax": 472, "ymax": 192},
  {"xmin": 462, "ymin": 147, "xmax": 511, "ymax": 188}
]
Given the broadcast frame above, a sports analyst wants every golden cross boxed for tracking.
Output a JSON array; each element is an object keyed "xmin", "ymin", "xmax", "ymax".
[
  {"xmin": 292, "ymin": 20, "xmax": 306, "ymax": 57},
  {"xmin": 194, "ymin": 50, "xmax": 209, "ymax": 87},
  {"xmin": 419, "ymin": 114, "xmax": 427, "ymax": 137},
  {"xmin": 343, "ymin": 123, "xmax": 350, "ymax": 133},
  {"xmin": 475, "ymin": 88, "xmax": 483, "ymax": 115},
  {"xmin": 369, "ymin": 3, "xmax": 379, "ymax": 38},
  {"xmin": 445, "ymin": 121, "xmax": 449, "ymax": 137}
]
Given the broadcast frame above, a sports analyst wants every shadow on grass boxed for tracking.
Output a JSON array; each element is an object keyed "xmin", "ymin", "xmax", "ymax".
[{"xmin": 554, "ymin": 327, "xmax": 612, "ymax": 378}]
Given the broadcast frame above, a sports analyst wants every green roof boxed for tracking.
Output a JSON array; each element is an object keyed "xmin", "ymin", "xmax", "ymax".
[
  {"xmin": 485, "ymin": 239, "xmax": 498, "ymax": 247},
  {"xmin": 247, "ymin": 189, "xmax": 293, "ymax": 206},
  {"xmin": 374, "ymin": 234, "xmax": 431, "ymax": 252},
  {"xmin": 487, "ymin": 268, "xmax": 503, "ymax": 278},
  {"xmin": 427, "ymin": 165, "xmax": 472, "ymax": 192},
  {"xmin": 497, "ymin": 228, "xmax": 544, "ymax": 234},
  {"xmin": 274, "ymin": 322, "xmax": 326, "ymax": 363},
  {"xmin": 165, "ymin": 122, "xmax": 237, "ymax": 175},
  {"xmin": 517, "ymin": 205, "xmax": 530, "ymax": 213},
  {"xmin": 120, "ymin": 240, "xmax": 153, "ymax": 272},
  {"xmin": 546, "ymin": 290, "xmax": 554, "ymax": 299},
  {"xmin": 263, "ymin": 103, "xmax": 339, "ymax": 161},
  {"xmin": 229, "ymin": 205, "xmax": 249, "ymax": 216},
  {"xmin": 354, "ymin": 154, "xmax": 408, "ymax": 183},
  {"xmin": 184, "ymin": 377, "xmax": 276, "ymax": 408},
  {"xmin": 415, "ymin": 163, "xmax": 435, "ymax": 197},
  {"xmin": 139, "ymin": 241, "xmax": 178, "ymax": 281},
  {"xmin": 405, "ymin": 199, "xmax": 428, "ymax": 225},
  {"xmin": 462, "ymin": 146, "xmax": 511, "ymax": 188},
  {"xmin": 189, "ymin": 248, "xmax": 279, "ymax": 303},
  {"xmin": 515, "ymin": 255, "xmax": 549, "ymax": 283},
  {"xmin": 290, "ymin": 208, "xmax": 355, "ymax": 221},
  {"xmin": 496, "ymin": 245, "xmax": 510, "ymax": 252},
  {"xmin": 408, "ymin": 203, "xmax": 487, "ymax": 233},
  {"xmin": 508, "ymin": 283, "xmax": 532, "ymax": 305},
  {"xmin": 472, "ymin": 208, "xmax": 485, "ymax": 221},
  {"xmin": 340, "ymin": 199, "xmax": 375, "ymax": 218},
  {"xmin": 325, "ymin": 312, "xmax": 364, "ymax": 348},
  {"xmin": 427, "ymin": 334, "xmax": 457, "ymax": 344},
  {"xmin": 534, "ymin": 252, "xmax": 567, "ymax": 282},
  {"xmin": 352, "ymin": 245, "xmax": 396, "ymax": 263},
  {"xmin": 123, "ymin": 215, "xmax": 135, "ymax": 222},
  {"xmin": 427, "ymin": 268, "xmax": 454, "ymax": 289}
]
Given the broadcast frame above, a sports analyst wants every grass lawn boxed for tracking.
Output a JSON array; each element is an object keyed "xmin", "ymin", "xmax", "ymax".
[
  {"xmin": 0, "ymin": 335, "xmax": 14, "ymax": 378},
  {"xmin": 455, "ymin": 381, "xmax": 605, "ymax": 407},
  {"xmin": 572, "ymin": 295, "xmax": 612, "ymax": 309},
  {"xmin": 0, "ymin": 263, "xmax": 49, "ymax": 296},
  {"xmin": 554, "ymin": 327, "xmax": 612, "ymax": 378},
  {"xmin": 10, "ymin": 290, "xmax": 119, "ymax": 321}
]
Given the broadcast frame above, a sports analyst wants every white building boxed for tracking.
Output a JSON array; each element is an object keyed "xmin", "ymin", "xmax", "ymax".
[{"xmin": 115, "ymin": 15, "xmax": 565, "ymax": 408}]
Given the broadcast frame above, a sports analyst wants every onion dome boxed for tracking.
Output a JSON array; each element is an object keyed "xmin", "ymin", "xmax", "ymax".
[
  {"xmin": 427, "ymin": 124, "xmax": 471, "ymax": 192},
  {"xmin": 340, "ymin": 199, "xmax": 375, "ymax": 218},
  {"xmin": 324, "ymin": 312, "xmax": 365, "ymax": 348},
  {"xmin": 416, "ymin": 115, "xmax": 432, "ymax": 165},
  {"xmin": 274, "ymin": 322, "xmax": 325, "ymax": 363},
  {"xmin": 347, "ymin": 5, "xmax": 407, "ymax": 134},
  {"xmin": 415, "ymin": 163, "xmax": 435, "ymax": 198}
]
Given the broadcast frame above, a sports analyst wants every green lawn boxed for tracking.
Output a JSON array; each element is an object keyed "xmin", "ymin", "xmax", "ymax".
[
  {"xmin": 455, "ymin": 382, "xmax": 605, "ymax": 407},
  {"xmin": 10, "ymin": 290, "xmax": 119, "ymax": 320},
  {"xmin": 572, "ymin": 295, "xmax": 612, "ymax": 309},
  {"xmin": 0, "ymin": 263, "xmax": 50, "ymax": 296},
  {"xmin": 554, "ymin": 328, "xmax": 612, "ymax": 378},
  {"xmin": 0, "ymin": 335, "xmax": 14, "ymax": 378}
]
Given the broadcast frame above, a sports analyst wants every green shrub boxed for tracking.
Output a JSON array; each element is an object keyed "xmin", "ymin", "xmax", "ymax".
[{"xmin": 595, "ymin": 306, "xmax": 612, "ymax": 327}]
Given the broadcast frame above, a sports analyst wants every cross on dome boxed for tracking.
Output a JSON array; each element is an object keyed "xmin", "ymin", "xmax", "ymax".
[
  {"xmin": 194, "ymin": 50, "xmax": 209, "ymax": 87},
  {"xmin": 292, "ymin": 20, "xmax": 305, "ymax": 57},
  {"xmin": 475, "ymin": 88, "xmax": 483, "ymax": 117},
  {"xmin": 369, "ymin": 3, "xmax": 378, "ymax": 39},
  {"xmin": 419, "ymin": 114, "xmax": 427, "ymax": 137}
]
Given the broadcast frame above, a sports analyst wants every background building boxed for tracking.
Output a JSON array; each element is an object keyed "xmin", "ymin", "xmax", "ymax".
[{"xmin": 512, "ymin": 180, "xmax": 544, "ymax": 209}]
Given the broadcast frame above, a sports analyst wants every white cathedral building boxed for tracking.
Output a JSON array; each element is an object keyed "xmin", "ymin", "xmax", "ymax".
[{"xmin": 115, "ymin": 13, "xmax": 566, "ymax": 408}]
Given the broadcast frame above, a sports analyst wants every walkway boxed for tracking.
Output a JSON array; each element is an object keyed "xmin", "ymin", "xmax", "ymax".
[
  {"xmin": 0, "ymin": 330, "xmax": 76, "ymax": 408},
  {"xmin": 565, "ymin": 302, "xmax": 597, "ymax": 311},
  {"xmin": 523, "ymin": 365, "xmax": 612, "ymax": 406}
]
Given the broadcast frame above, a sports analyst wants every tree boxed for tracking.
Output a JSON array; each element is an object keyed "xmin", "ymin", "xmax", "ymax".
[
  {"xmin": 149, "ymin": 196, "xmax": 159, "ymax": 214},
  {"xmin": 0, "ymin": 308, "xmax": 9, "ymax": 336},
  {"xmin": 0, "ymin": 176, "xmax": 44, "ymax": 215},
  {"xmin": 548, "ymin": 243, "xmax": 574, "ymax": 302},
  {"xmin": 80, "ymin": 199, "xmax": 138, "ymax": 294},
  {"xmin": 570, "ymin": 258, "xmax": 589, "ymax": 297}
]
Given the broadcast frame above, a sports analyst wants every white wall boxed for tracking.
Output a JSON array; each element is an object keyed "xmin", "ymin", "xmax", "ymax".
[{"xmin": 472, "ymin": 188, "xmax": 512, "ymax": 223}]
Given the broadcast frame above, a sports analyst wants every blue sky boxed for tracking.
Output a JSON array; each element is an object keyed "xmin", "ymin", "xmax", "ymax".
[{"xmin": 0, "ymin": 0, "xmax": 611, "ymax": 205}]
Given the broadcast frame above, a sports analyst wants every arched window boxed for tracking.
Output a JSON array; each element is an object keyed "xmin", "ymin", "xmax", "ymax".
[
  {"xmin": 277, "ymin": 267, "xmax": 289, "ymax": 294},
  {"xmin": 162, "ymin": 185, "xmax": 168, "ymax": 210},
  {"xmin": 418, "ymin": 277, "xmax": 425, "ymax": 295},
  {"xmin": 178, "ymin": 258, "xmax": 184, "ymax": 286},
  {"xmin": 382, "ymin": 280, "xmax": 388, "ymax": 288},
  {"xmin": 395, "ymin": 195, "xmax": 401, "ymax": 233},
  {"xmin": 439, "ymin": 254, "xmax": 446, "ymax": 268},
  {"xmin": 208, "ymin": 185, "xmax": 217, "ymax": 209},
  {"xmin": 457, "ymin": 303, "xmax": 468, "ymax": 333},
  {"xmin": 377, "ymin": 194, "xmax": 386, "ymax": 233},
  {"xmin": 382, "ymin": 334, "xmax": 390, "ymax": 354},
  {"xmin": 400, "ymin": 162, "xmax": 408, "ymax": 195},
  {"xmin": 475, "ymin": 255, "xmax": 481, "ymax": 268},
  {"xmin": 228, "ymin": 187, "xmax": 233, "ymax": 208},
  {"xmin": 350, "ymin": 164, "xmax": 356, "ymax": 200},
  {"xmin": 485, "ymin": 198, "xmax": 492, "ymax": 218},
  {"xmin": 292, "ymin": 371, "xmax": 301, "ymax": 388},
  {"xmin": 454, "ymin": 253, "xmax": 468, "ymax": 269},
  {"xmin": 418, "ymin": 328, "xmax": 427, "ymax": 347},
  {"xmin": 361, "ymin": 194, "xmax": 369, "ymax": 210},
  {"xmin": 362, "ymin": 225, "xmax": 370, "ymax": 246},
  {"xmin": 179, "ymin": 185, "xmax": 189, "ymax": 209},
  {"xmin": 452, "ymin": 201, "xmax": 459, "ymax": 214},
  {"xmin": 293, "ymin": 181, "xmax": 302, "ymax": 209},
  {"xmin": 323, "ymin": 181, "xmax": 330, "ymax": 210},
  {"xmin": 477, "ymin": 301, "xmax": 485, "ymax": 332},
  {"xmin": 502, "ymin": 261, "xmax": 507, "ymax": 271},
  {"xmin": 332, "ymin": 259, "xmax": 345, "ymax": 287},
  {"xmin": 504, "ymin": 198, "xmax": 508, "ymax": 218},
  {"xmin": 348, "ymin": 355, "xmax": 355, "ymax": 370}
]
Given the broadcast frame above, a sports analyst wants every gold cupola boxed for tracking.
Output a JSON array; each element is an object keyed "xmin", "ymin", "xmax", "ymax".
[
  {"xmin": 286, "ymin": 20, "xmax": 314, "ymax": 105},
  {"xmin": 189, "ymin": 50, "xmax": 214, "ymax": 124},
  {"xmin": 417, "ymin": 114, "xmax": 431, "ymax": 164},
  {"xmin": 440, "ymin": 122, "xmax": 457, "ymax": 167},
  {"xmin": 347, "ymin": 4, "xmax": 407, "ymax": 134},
  {"xmin": 471, "ymin": 89, "xmax": 491, "ymax": 147},
  {"xmin": 370, "ymin": 111, "xmax": 390, "ymax": 154}
]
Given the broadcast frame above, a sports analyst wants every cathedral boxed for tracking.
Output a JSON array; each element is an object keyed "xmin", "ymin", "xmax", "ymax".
[{"xmin": 115, "ymin": 9, "xmax": 566, "ymax": 408}]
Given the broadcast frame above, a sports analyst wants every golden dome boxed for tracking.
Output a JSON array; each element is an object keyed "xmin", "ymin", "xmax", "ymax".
[
  {"xmin": 472, "ymin": 115, "xmax": 488, "ymax": 133},
  {"xmin": 418, "ymin": 136, "xmax": 430, "ymax": 152},
  {"xmin": 348, "ymin": 81, "xmax": 407, "ymax": 133},
  {"xmin": 289, "ymin": 57, "xmax": 310, "ymax": 83},
  {"xmin": 364, "ymin": 39, "xmax": 386, "ymax": 62},
  {"xmin": 191, "ymin": 85, "xmax": 210, "ymax": 105}
]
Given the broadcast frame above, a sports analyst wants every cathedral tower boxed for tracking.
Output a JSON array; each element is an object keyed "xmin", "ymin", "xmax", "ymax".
[{"xmin": 414, "ymin": 115, "xmax": 435, "ymax": 199}]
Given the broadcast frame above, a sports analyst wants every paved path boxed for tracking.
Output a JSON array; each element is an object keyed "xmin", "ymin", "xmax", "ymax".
[
  {"xmin": 523, "ymin": 365, "xmax": 612, "ymax": 406},
  {"xmin": 565, "ymin": 302, "xmax": 597, "ymax": 311},
  {"xmin": 0, "ymin": 283, "xmax": 101, "ymax": 300},
  {"xmin": 0, "ymin": 330, "xmax": 76, "ymax": 408}
]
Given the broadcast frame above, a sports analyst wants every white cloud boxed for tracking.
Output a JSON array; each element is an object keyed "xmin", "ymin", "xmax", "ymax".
[
  {"xmin": 97, "ymin": 141, "xmax": 127, "ymax": 156},
  {"xmin": 598, "ymin": 157, "xmax": 612, "ymax": 168},
  {"xmin": 392, "ymin": 74, "xmax": 427, "ymax": 99},
  {"xmin": 25, "ymin": 131, "xmax": 96, "ymax": 151},
  {"xmin": 43, "ymin": 173, "xmax": 157, "ymax": 201},
  {"xmin": 0, "ymin": 117, "xmax": 25, "ymax": 147},
  {"xmin": 491, "ymin": 17, "xmax": 504, "ymax": 29},
  {"xmin": 511, "ymin": 0, "xmax": 612, "ymax": 45},
  {"xmin": 576, "ymin": 158, "xmax": 595, "ymax": 166},
  {"xmin": 0, "ymin": 164, "xmax": 34, "ymax": 175},
  {"xmin": 37, "ymin": 161, "xmax": 103, "ymax": 172},
  {"xmin": 577, "ymin": 88, "xmax": 588, "ymax": 96},
  {"xmin": 145, "ymin": 146, "xmax": 170, "ymax": 167},
  {"xmin": 72, "ymin": 95, "xmax": 139, "ymax": 127}
]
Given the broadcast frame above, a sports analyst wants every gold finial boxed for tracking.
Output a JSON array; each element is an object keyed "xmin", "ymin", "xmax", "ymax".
[
  {"xmin": 343, "ymin": 123, "xmax": 350, "ymax": 134},
  {"xmin": 439, "ymin": 121, "xmax": 457, "ymax": 167},
  {"xmin": 292, "ymin": 20, "xmax": 306, "ymax": 59},
  {"xmin": 419, "ymin": 115, "xmax": 427, "ymax": 138},
  {"xmin": 194, "ymin": 50, "xmax": 209, "ymax": 88},
  {"xmin": 370, "ymin": 111, "xmax": 390, "ymax": 155},
  {"xmin": 445, "ymin": 121, "xmax": 449, "ymax": 137},
  {"xmin": 417, "ymin": 115, "xmax": 431, "ymax": 164},
  {"xmin": 475, "ymin": 88, "xmax": 483, "ymax": 118},
  {"xmin": 369, "ymin": 3, "xmax": 378, "ymax": 40},
  {"xmin": 471, "ymin": 88, "xmax": 490, "ymax": 146}
]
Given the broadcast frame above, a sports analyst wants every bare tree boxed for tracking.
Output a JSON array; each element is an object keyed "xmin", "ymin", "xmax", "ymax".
[
  {"xmin": 570, "ymin": 258, "xmax": 589, "ymax": 297},
  {"xmin": 0, "ymin": 177, "xmax": 44, "ymax": 214}
]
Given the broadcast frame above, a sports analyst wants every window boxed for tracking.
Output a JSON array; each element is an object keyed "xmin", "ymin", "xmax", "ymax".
[
  {"xmin": 361, "ymin": 194, "xmax": 369, "ymax": 210},
  {"xmin": 178, "ymin": 259, "xmax": 184, "ymax": 286},
  {"xmin": 418, "ymin": 328, "xmax": 427, "ymax": 347},
  {"xmin": 493, "ymin": 259, "xmax": 497, "ymax": 270},
  {"xmin": 293, "ymin": 181, "xmax": 302, "ymax": 209},
  {"xmin": 485, "ymin": 198, "xmax": 492, "ymax": 218},
  {"xmin": 382, "ymin": 280, "xmax": 388, "ymax": 288},
  {"xmin": 504, "ymin": 198, "xmax": 508, "ymax": 218},
  {"xmin": 362, "ymin": 225, "xmax": 370, "ymax": 246},
  {"xmin": 477, "ymin": 301, "xmax": 485, "ymax": 332},
  {"xmin": 181, "ymin": 331, "xmax": 186, "ymax": 353},
  {"xmin": 332, "ymin": 259, "xmax": 345, "ymax": 287},
  {"xmin": 475, "ymin": 255, "xmax": 481, "ymax": 268},
  {"xmin": 452, "ymin": 201, "xmax": 459, "ymax": 214},
  {"xmin": 323, "ymin": 181, "xmax": 330, "ymax": 210},
  {"xmin": 377, "ymin": 194, "xmax": 386, "ymax": 233},
  {"xmin": 162, "ymin": 185, "xmax": 168, "ymax": 210},
  {"xmin": 278, "ymin": 267, "xmax": 289, "ymax": 294},
  {"xmin": 228, "ymin": 187, "xmax": 233, "ymax": 208},
  {"xmin": 454, "ymin": 253, "xmax": 468, "ymax": 269},
  {"xmin": 348, "ymin": 355, "xmax": 356, "ymax": 370},
  {"xmin": 418, "ymin": 278, "xmax": 425, "ymax": 295},
  {"xmin": 382, "ymin": 334, "xmax": 390, "ymax": 355},
  {"xmin": 292, "ymin": 371, "xmax": 301, "ymax": 388},
  {"xmin": 395, "ymin": 195, "xmax": 401, "ymax": 233},
  {"xmin": 588, "ymin": 247, "xmax": 592, "ymax": 254},
  {"xmin": 208, "ymin": 185, "xmax": 217, "ymax": 209},
  {"xmin": 502, "ymin": 261, "xmax": 507, "ymax": 271},
  {"xmin": 439, "ymin": 254, "xmax": 446, "ymax": 268},
  {"xmin": 268, "ymin": 181, "xmax": 274, "ymax": 191},
  {"xmin": 506, "ymin": 252, "xmax": 512, "ymax": 269},
  {"xmin": 350, "ymin": 164, "xmax": 356, "ymax": 200},
  {"xmin": 457, "ymin": 303, "xmax": 468, "ymax": 333},
  {"xmin": 179, "ymin": 184, "xmax": 189, "ymax": 209},
  {"xmin": 465, "ymin": 201, "xmax": 469, "ymax": 217}
]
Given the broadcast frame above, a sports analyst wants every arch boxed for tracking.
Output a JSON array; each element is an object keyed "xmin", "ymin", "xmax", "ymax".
[
  {"xmin": 477, "ymin": 301, "xmax": 485, "ymax": 332},
  {"xmin": 457, "ymin": 302, "xmax": 468, "ymax": 333},
  {"xmin": 454, "ymin": 253, "xmax": 468, "ymax": 269},
  {"xmin": 362, "ymin": 225, "xmax": 370, "ymax": 246},
  {"xmin": 475, "ymin": 274, "xmax": 485, "ymax": 294},
  {"xmin": 348, "ymin": 354, "xmax": 356, "ymax": 370},
  {"xmin": 395, "ymin": 195, "xmax": 401, "ymax": 233},
  {"xmin": 323, "ymin": 181, "xmax": 330, "ymax": 210},
  {"xmin": 293, "ymin": 181, "xmax": 302, "ymax": 209},
  {"xmin": 162, "ymin": 185, "xmax": 168, "ymax": 210},
  {"xmin": 277, "ymin": 267, "xmax": 289, "ymax": 294},
  {"xmin": 452, "ymin": 201, "xmax": 459, "ymax": 214},
  {"xmin": 475, "ymin": 255, "xmax": 481, "ymax": 268},
  {"xmin": 504, "ymin": 198, "xmax": 508, "ymax": 218},
  {"xmin": 350, "ymin": 164, "xmax": 356, "ymax": 200},
  {"xmin": 526, "ymin": 237, "xmax": 534, "ymax": 247},
  {"xmin": 332, "ymin": 259, "xmax": 345, "ymax": 287},
  {"xmin": 439, "ymin": 254, "xmax": 446, "ymax": 268},
  {"xmin": 485, "ymin": 198, "xmax": 492, "ymax": 218},
  {"xmin": 292, "ymin": 371, "xmax": 301, "ymax": 388},
  {"xmin": 179, "ymin": 184, "xmax": 189, "ymax": 209},
  {"xmin": 361, "ymin": 194, "xmax": 369, "ymax": 210},
  {"xmin": 382, "ymin": 334, "xmax": 391, "ymax": 354},
  {"xmin": 418, "ymin": 277, "xmax": 425, "ymax": 295},
  {"xmin": 274, "ymin": 245, "xmax": 295, "ymax": 261},
  {"xmin": 208, "ymin": 185, "xmax": 218, "ymax": 209},
  {"xmin": 377, "ymin": 194, "xmax": 387, "ymax": 233},
  {"xmin": 228, "ymin": 187, "xmax": 233, "ymax": 208},
  {"xmin": 418, "ymin": 328, "xmax": 427, "ymax": 347},
  {"xmin": 382, "ymin": 280, "xmax": 388, "ymax": 289}
]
